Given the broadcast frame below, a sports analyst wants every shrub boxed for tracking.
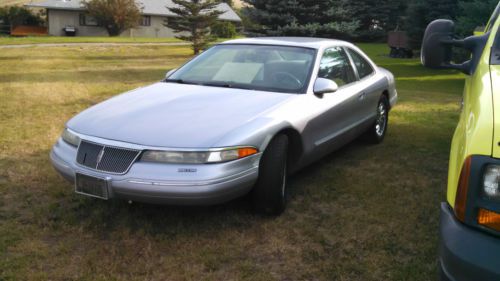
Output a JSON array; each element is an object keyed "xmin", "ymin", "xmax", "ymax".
[
  {"xmin": 212, "ymin": 21, "xmax": 237, "ymax": 38},
  {"xmin": 0, "ymin": 6, "xmax": 44, "ymax": 30},
  {"xmin": 83, "ymin": 0, "xmax": 141, "ymax": 36}
]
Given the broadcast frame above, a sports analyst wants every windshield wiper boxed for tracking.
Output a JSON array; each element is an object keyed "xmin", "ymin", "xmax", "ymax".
[
  {"xmin": 163, "ymin": 78, "xmax": 200, "ymax": 85},
  {"xmin": 201, "ymin": 82, "xmax": 253, "ymax": 90}
]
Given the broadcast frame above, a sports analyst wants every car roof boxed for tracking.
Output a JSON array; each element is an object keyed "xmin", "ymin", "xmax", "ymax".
[{"xmin": 219, "ymin": 37, "xmax": 351, "ymax": 49}]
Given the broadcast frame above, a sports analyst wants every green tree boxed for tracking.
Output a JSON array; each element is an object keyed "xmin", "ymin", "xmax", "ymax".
[
  {"xmin": 404, "ymin": 0, "xmax": 460, "ymax": 49},
  {"xmin": 242, "ymin": 0, "xmax": 358, "ymax": 38},
  {"xmin": 456, "ymin": 0, "xmax": 498, "ymax": 36},
  {"xmin": 83, "ymin": 0, "xmax": 141, "ymax": 36},
  {"xmin": 0, "ymin": 6, "xmax": 44, "ymax": 28},
  {"xmin": 345, "ymin": 0, "xmax": 407, "ymax": 41},
  {"xmin": 165, "ymin": 0, "xmax": 223, "ymax": 55},
  {"xmin": 241, "ymin": 0, "xmax": 296, "ymax": 35}
]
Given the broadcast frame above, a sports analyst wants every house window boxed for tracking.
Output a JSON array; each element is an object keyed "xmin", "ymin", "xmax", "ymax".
[
  {"xmin": 79, "ymin": 14, "xmax": 99, "ymax": 26},
  {"xmin": 140, "ymin": 16, "xmax": 151, "ymax": 26}
]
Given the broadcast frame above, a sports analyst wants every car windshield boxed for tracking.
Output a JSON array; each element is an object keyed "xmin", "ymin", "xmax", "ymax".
[{"xmin": 166, "ymin": 44, "xmax": 317, "ymax": 94}]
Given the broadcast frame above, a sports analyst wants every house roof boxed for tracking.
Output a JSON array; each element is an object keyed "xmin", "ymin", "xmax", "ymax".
[{"xmin": 25, "ymin": 0, "xmax": 242, "ymax": 22}]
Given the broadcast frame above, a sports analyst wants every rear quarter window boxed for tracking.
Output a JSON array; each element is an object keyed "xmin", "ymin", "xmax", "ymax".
[{"xmin": 346, "ymin": 48, "xmax": 374, "ymax": 79}]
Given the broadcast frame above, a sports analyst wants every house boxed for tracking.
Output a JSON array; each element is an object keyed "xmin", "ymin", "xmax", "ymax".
[{"xmin": 25, "ymin": 0, "xmax": 242, "ymax": 37}]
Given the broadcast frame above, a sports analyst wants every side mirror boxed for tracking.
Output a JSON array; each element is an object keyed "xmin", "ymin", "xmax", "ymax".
[
  {"xmin": 421, "ymin": 19, "xmax": 490, "ymax": 75},
  {"xmin": 314, "ymin": 78, "xmax": 338, "ymax": 95},
  {"xmin": 165, "ymin": 68, "xmax": 177, "ymax": 78},
  {"xmin": 421, "ymin": 19, "xmax": 455, "ymax": 69}
]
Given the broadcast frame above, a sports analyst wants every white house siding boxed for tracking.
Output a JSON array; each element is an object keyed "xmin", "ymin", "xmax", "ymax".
[
  {"xmin": 129, "ymin": 16, "xmax": 176, "ymax": 38},
  {"xmin": 48, "ymin": 9, "xmax": 107, "ymax": 36},
  {"xmin": 48, "ymin": 10, "xmax": 176, "ymax": 37}
]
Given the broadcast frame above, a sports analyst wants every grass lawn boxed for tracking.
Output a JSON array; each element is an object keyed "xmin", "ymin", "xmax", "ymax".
[
  {"xmin": 0, "ymin": 43, "xmax": 463, "ymax": 280},
  {"xmin": 0, "ymin": 36, "xmax": 184, "ymax": 45}
]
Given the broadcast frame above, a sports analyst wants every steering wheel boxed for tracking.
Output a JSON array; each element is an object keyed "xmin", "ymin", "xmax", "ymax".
[{"xmin": 271, "ymin": 72, "xmax": 302, "ymax": 89}]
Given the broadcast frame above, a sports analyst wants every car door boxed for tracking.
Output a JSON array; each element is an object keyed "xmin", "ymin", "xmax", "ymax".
[
  {"xmin": 345, "ymin": 47, "xmax": 383, "ymax": 126},
  {"xmin": 306, "ymin": 46, "xmax": 365, "ymax": 155}
]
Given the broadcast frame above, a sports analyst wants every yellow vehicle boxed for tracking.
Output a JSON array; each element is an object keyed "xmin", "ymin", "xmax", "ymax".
[{"xmin": 421, "ymin": 3, "xmax": 500, "ymax": 281}]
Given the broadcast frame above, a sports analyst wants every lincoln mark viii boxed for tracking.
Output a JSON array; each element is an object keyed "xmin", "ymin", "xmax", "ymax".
[{"xmin": 50, "ymin": 37, "xmax": 397, "ymax": 215}]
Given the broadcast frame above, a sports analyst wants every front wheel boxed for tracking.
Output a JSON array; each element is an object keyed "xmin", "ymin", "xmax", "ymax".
[
  {"xmin": 252, "ymin": 134, "xmax": 288, "ymax": 215},
  {"xmin": 364, "ymin": 95, "xmax": 389, "ymax": 144}
]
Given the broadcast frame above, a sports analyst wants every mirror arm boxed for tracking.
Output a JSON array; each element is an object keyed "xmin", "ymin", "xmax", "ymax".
[
  {"xmin": 443, "ymin": 61, "xmax": 472, "ymax": 75},
  {"xmin": 441, "ymin": 38, "xmax": 466, "ymax": 48},
  {"xmin": 441, "ymin": 34, "xmax": 489, "ymax": 52},
  {"xmin": 439, "ymin": 33, "xmax": 489, "ymax": 75}
]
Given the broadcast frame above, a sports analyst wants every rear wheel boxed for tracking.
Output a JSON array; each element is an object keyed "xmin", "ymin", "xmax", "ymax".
[
  {"xmin": 252, "ymin": 134, "xmax": 288, "ymax": 215},
  {"xmin": 364, "ymin": 95, "xmax": 389, "ymax": 144}
]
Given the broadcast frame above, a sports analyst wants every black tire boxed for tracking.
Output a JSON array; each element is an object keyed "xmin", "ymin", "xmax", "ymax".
[
  {"xmin": 252, "ymin": 134, "xmax": 288, "ymax": 215},
  {"xmin": 364, "ymin": 95, "xmax": 389, "ymax": 144}
]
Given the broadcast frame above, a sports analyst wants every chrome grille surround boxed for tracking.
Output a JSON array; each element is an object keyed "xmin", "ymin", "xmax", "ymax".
[{"xmin": 76, "ymin": 140, "xmax": 141, "ymax": 174}]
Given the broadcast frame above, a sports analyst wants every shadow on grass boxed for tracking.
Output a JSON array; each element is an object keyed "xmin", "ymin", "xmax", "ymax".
[
  {"xmin": 397, "ymin": 78, "xmax": 465, "ymax": 95},
  {"xmin": 379, "ymin": 63, "xmax": 460, "ymax": 78},
  {"xmin": 43, "ymin": 192, "xmax": 260, "ymax": 239}
]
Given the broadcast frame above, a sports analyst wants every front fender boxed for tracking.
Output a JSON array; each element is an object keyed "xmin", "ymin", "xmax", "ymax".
[{"xmin": 212, "ymin": 117, "xmax": 299, "ymax": 154}]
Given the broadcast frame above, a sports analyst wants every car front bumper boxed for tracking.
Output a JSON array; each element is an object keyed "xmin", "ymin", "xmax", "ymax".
[
  {"xmin": 439, "ymin": 202, "xmax": 500, "ymax": 281},
  {"xmin": 50, "ymin": 138, "xmax": 260, "ymax": 205}
]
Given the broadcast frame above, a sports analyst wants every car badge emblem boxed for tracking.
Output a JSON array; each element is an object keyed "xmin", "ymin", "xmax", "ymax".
[{"xmin": 96, "ymin": 148, "xmax": 105, "ymax": 165}]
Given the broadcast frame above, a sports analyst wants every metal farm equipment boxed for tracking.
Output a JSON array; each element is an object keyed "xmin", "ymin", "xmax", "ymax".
[{"xmin": 388, "ymin": 31, "xmax": 413, "ymax": 58}]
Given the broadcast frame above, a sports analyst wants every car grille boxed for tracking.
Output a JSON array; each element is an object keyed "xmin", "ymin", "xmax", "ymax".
[{"xmin": 76, "ymin": 141, "xmax": 141, "ymax": 174}]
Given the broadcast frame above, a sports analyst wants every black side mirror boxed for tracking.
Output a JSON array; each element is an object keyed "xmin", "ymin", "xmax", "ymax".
[
  {"xmin": 421, "ymin": 19, "xmax": 455, "ymax": 69},
  {"xmin": 421, "ymin": 19, "xmax": 490, "ymax": 75}
]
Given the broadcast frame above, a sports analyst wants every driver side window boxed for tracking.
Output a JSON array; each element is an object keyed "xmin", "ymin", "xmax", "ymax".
[{"xmin": 318, "ymin": 47, "xmax": 356, "ymax": 87}]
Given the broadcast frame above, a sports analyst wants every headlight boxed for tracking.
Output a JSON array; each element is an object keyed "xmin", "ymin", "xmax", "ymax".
[
  {"xmin": 483, "ymin": 165, "xmax": 500, "ymax": 199},
  {"xmin": 141, "ymin": 147, "xmax": 258, "ymax": 164},
  {"xmin": 61, "ymin": 128, "xmax": 80, "ymax": 147}
]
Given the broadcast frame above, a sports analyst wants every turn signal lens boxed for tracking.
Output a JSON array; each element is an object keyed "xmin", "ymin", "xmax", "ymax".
[
  {"xmin": 455, "ymin": 156, "xmax": 472, "ymax": 222},
  {"xmin": 478, "ymin": 208, "xmax": 500, "ymax": 232},
  {"xmin": 207, "ymin": 147, "xmax": 258, "ymax": 163},
  {"xmin": 238, "ymin": 147, "xmax": 258, "ymax": 158}
]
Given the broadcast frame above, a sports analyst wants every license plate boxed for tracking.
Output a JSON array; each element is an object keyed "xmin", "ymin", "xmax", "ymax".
[{"xmin": 75, "ymin": 173, "xmax": 108, "ymax": 200}]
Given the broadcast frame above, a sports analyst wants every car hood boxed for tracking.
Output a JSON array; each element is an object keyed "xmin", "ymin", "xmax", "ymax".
[{"xmin": 67, "ymin": 82, "xmax": 294, "ymax": 148}]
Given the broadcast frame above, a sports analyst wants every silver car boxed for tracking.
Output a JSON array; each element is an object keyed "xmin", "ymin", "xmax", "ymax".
[{"xmin": 50, "ymin": 37, "xmax": 397, "ymax": 215}]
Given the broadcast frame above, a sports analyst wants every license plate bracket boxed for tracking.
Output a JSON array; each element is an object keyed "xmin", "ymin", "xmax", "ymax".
[{"xmin": 75, "ymin": 173, "xmax": 109, "ymax": 200}]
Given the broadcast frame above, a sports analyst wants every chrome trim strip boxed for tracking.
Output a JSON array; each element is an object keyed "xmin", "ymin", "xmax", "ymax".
[{"xmin": 126, "ymin": 166, "xmax": 258, "ymax": 186}]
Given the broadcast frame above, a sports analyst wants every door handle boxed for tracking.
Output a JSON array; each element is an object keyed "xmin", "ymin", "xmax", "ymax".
[{"xmin": 358, "ymin": 92, "xmax": 366, "ymax": 100}]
